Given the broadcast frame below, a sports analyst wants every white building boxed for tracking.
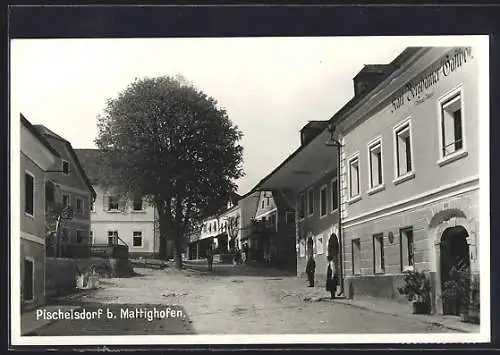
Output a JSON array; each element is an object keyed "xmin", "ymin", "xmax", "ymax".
[{"xmin": 75, "ymin": 149, "xmax": 160, "ymax": 259}]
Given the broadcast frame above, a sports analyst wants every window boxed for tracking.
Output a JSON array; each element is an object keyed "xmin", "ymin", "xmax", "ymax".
[
  {"xmin": 400, "ymin": 227, "xmax": 415, "ymax": 271},
  {"xmin": 62, "ymin": 194, "xmax": 71, "ymax": 208},
  {"xmin": 368, "ymin": 139, "xmax": 383, "ymax": 189},
  {"xmin": 331, "ymin": 178, "xmax": 338, "ymax": 212},
  {"xmin": 133, "ymin": 231, "xmax": 143, "ymax": 247},
  {"xmin": 89, "ymin": 230, "xmax": 94, "ymax": 244},
  {"xmin": 352, "ymin": 238, "xmax": 361, "ymax": 275},
  {"xmin": 440, "ymin": 91, "xmax": 464, "ymax": 158},
  {"xmin": 394, "ymin": 121, "xmax": 414, "ymax": 179},
  {"xmin": 108, "ymin": 196, "xmax": 119, "ymax": 211},
  {"xmin": 262, "ymin": 200, "xmax": 265, "ymax": 209},
  {"xmin": 23, "ymin": 258, "xmax": 34, "ymax": 302},
  {"xmin": 285, "ymin": 211, "xmax": 296, "ymax": 224},
  {"xmin": 90, "ymin": 200, "xmax": 96, "ymax": 212},
  {"xmin": 24, "ymin": 172, "xmax": 34, "ymax": 216},
  {"xmin": 373, "ymin": 233, "xmax": 385, "ymax": 274},
  {"xmin": 108, "ymin": 231, "xmax": 118, "ymax": 245},
  {"xmin": 348, "ymin": 155, "xmax": 360, "ymax": 199},
  {"xmin": 62, "ymin": 160, "xmax": 70, "ymax": 175},
  {"xmin": 307, "ymin": 189, "xmax": 314, "ymax": 216},
  {"xmin": 76, "ymin": 230, "xmax": 84, "ymax": 243},
  {"xmin": 133, "ymin": 197, "xmax": 143, "ymax": 211},
  {"xmin": 76, "ymin": 198, "xmax": 84, "ymax": 213},
  {"xmin": 316, "ymin": 235, "xmax": 324, "ymax": 255},
  {"xmin": 299, "ymin": 193, "xmax": 305, "ymax": 220},
  {"xmin": 319, "ymin": 185, "xmax": 328, "ymax": 217}
]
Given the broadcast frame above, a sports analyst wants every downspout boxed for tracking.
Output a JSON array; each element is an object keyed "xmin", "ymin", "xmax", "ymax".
[{"xmin": 337, "ymin": 143, "xmax": 345, "ymax": 297}]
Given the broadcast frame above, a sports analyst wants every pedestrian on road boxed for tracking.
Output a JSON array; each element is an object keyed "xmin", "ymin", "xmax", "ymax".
[
  {"xmin": 306, "ymin": 255, "xmax": 316, "ymax": 287},
  {"xmin": 326, "ymin": 255, "xmax": 339, "ymax": 299},
  {"xmin": 207, "ymin": 245, "xmax": 214, "ymax": 271}
]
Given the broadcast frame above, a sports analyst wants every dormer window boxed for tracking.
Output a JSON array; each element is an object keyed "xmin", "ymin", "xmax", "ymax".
[{"xmin": 62, "ymin": 160, "xmax": 70, "ymax": 175}]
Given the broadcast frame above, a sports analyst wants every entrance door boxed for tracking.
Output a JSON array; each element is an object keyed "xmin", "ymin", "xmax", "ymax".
[
  {"xmin": 440, "ymin": 226, "xmax": 470, "ymax": 315},
  {"xmin": 328, "ymin": 234, "xmax": 340, "ymax": 261},
  {"xmin": 23, "ymin": 258, "xmax": 34, "ymax": 302}
]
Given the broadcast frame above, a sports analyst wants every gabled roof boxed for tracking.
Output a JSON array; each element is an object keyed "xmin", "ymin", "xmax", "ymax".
[
  {"xmin": 73, "ymin": 148, "xmax": 102, "ymax": 184},
  {"xmin": 20, "ymin": 114, "xmax": 60, "ymax": 158},
  {"xmin": 34, "ymin": 125, "xmax": 96, "ymax": 200}
]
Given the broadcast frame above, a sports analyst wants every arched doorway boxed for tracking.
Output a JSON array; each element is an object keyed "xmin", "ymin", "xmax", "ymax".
[
  {"xmin": 440, "ymin": 226, "xmax": 470, "ymax": 315},
  {"xmin": 328, "ymin": 233, "xmax": 340, "ymax": 262}
]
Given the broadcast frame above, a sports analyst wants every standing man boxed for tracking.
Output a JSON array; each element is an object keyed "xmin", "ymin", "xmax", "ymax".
[
  {"xmin": 207, "ymin": 243, "xmax": 214, "ymax": 271},
  {"xmin": 326, "ymin": 255, "xmax": 339, "ymax": 299},
  {"xmin": 306, "ymin": 255, "xmax": 316, "ymax": 287}
]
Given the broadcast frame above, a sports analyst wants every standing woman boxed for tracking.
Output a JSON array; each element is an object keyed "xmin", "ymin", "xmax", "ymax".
[{"xmin": 326, "ymin": 255, "xmax": 339, "ymax": 299}]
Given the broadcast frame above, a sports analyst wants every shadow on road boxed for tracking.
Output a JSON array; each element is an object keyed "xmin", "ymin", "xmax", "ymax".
[{"xmin": 184, "ymin": 263, "xmax": 296, "ymax": 278}]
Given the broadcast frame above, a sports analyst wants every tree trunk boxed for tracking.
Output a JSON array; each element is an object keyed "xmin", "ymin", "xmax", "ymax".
[
  {"xmin": 159, "ymin": 235, "xmax": 167, "ymax": 260},
  {"xmin": 174, "ymin": 232, "xmax": 183, "ymax": 270},
  {"xmin": 158, "ymin": 213, "xmax": 170, "ymax": 261}
]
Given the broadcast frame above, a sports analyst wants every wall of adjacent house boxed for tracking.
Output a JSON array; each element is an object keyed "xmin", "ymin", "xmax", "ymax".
[
  {"xmin": 20, "ymin": 125, "xmax": 58, "ymax": 312},
  {"xmin": 296, "ymin": 170, "xmax": 340, "ymax": 282},
  {"xmin": 342, "ymin": 47, "xmax": 479, "ymax": 221},
  {"xmin": 90, "ymin": 184, "xmax": 159, "ymax": 257}
]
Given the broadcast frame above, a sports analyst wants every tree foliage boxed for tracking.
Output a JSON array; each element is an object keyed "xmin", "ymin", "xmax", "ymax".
[{"xmin": 94, "ymin": 75, "xmax": 244, "ymax": 267}]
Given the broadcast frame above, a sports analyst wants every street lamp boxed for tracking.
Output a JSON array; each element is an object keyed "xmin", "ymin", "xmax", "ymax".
[{"xmin": 325, "ymin": 121, "xmax": 345, "ymax": 297}]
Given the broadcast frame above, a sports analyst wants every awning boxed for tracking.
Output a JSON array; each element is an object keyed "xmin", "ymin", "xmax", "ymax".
[{"xmin": 251, "ymin": 129, "xmax": 339, "ymax": 195}]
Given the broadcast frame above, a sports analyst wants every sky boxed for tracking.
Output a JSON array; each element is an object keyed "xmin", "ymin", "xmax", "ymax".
[{"xmin": 10, "ymin": 36, "xmax": 471, "ymax": 195}]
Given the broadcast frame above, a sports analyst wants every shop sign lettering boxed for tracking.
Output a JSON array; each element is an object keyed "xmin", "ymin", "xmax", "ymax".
[{"xmin": 390, "ymin": 47, "xmax": 473, "ymax": 113}]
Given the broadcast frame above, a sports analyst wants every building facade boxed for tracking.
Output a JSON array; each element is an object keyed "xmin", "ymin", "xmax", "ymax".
[
  {"xmin": 336, "ymin": 47, "xmax": 479, "ymax": 314},
  {"xmin": 245, "ymin": 190, "xmax": 296, "ymax": 271},
  {"xmin": 20, "ymin": 114, "xmax": 59, "ymax": 312},
  {"xmin": 34, "ymin": 126, "xmax": 96, "ymax": 258},
  {"xmin": 249, "ymin": 46, "xmax": 483, "ymax": 316},
  {"xmin": 75, "ymin": 149, "xmax": 161, "ymax": 259}
]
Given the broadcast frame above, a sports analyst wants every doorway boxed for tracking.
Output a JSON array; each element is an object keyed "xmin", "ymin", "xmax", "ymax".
[
  {"xmin": 440, "ymin": 226, "xmax": 470, "ymax": 315},
  {"xmin": 23, "ymin": 258, "xmax": 34, "ymax": 302},
  {"xmin": 328, "ymin": 233, "xmax": 340, "ymax": 261}
]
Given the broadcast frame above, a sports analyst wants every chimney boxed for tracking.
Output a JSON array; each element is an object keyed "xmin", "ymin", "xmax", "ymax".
[
  {"xmin": 300, "ymin": 121, "xmax": 329, "ymax": 146},
  {"xmin": 353, "ymin": 64, "xmax": 394, "ymax": 97}
]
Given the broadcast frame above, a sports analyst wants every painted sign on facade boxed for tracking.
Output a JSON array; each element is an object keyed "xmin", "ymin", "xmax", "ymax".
[{"xmin": 390, "ymin": 47, "xmax": 473, "ymax": 113}]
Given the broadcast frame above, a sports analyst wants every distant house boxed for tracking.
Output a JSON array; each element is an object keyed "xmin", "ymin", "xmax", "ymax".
[
  {"xmin": 186, "ymin": 193, "xmax": 242, "ymax": 260},
  {"xmin": 245, "ymin": 190, "xmax": 296, "ymax": 271},
  {"xmin": 75, "ymin": 149, "xmax": 162, "ymax": 259},
  {"xmin": 34, "ymin": 125, "xmax": 96, "ymax": 258},
  {"xmin": 20, "ymin": 114, "xmax": 59, "ymax": 312}
]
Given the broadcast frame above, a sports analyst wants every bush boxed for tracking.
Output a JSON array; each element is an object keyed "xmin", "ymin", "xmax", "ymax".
[{"xmin": 398, "ymin": 269, "xmax": 431, "ymax": 305}]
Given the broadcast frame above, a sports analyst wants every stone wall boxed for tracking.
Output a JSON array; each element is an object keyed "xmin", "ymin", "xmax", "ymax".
[
  {"xmin": 46, "ymin": 257, "xmax": 134, "ymax": 297},
  {"xmin": 45, "ymin": 258, "xmax": 77, "ymax": 298}
]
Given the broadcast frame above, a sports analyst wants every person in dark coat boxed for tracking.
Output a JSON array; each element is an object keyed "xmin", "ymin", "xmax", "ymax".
[
  {"xmin": 326, "ymin": 255, "xmax": 339, "ymax": 299},
  {"xmin": 306, "ymin": 256, "xmax": 316, "ymax": 287},
  {"xmin": 206, "ymin": 244, "xmax": 214, "ymax": 271}
]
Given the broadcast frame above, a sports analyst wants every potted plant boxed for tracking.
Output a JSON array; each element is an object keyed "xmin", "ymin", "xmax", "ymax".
[
  {"xmin": 441, "ymin": 266, "xmax": 472, "ymax": 321},
  {"xmin": 398, "ymin": 269, "xmax": 431, "ymax": 314},
  {"xmin": 441, "ymin": 278, "xmax": 460, "ymax": 315},
  {"xmin": 469, "ymin": 277, "xmax": 480, "ymax": 324}
]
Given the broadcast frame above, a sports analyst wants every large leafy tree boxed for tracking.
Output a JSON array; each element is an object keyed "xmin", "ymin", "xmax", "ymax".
[{"xmin": 95, "ymin": 75, "xmax": 244, "ymax": 269}]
